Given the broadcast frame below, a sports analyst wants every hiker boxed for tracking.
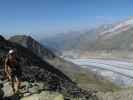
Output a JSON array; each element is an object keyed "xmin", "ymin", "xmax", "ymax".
[{"xmin": 4, "ymin": 49, "xmax": 22, "ymax": 94}]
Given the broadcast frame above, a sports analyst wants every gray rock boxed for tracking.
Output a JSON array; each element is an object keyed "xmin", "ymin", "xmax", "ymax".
[
  {"xmin": 21, "ymin": 91, "xmax": 64, "ymax": 100},
  {"xmin": 2, "ymin": 82, "xmax": 14, "ymax": 97}
]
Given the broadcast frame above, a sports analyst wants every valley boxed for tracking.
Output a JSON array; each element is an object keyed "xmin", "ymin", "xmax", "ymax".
[{"xmin": 64, "ymin": 58, "xmax": 133, "ymax": 87}]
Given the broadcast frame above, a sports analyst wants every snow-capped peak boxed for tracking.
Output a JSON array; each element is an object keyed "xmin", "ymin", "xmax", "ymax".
[{"xmin": 99, "ymin": 17, "xmax": 133, "ymax": 38}]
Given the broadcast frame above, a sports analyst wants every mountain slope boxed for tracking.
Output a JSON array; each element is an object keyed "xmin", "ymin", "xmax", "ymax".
[
  {"xmin": 0, "ymin": 35, "xmax": 97, "ymax": 99},
  {"xmin": 0, "ymin": 35, "xmax": 72, "ymax": 84}
]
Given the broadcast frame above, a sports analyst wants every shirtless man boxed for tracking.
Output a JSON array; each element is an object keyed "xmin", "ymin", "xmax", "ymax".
[{"xmin": 5, "ymin": 49, "xmax": 22, "ymax": 94}]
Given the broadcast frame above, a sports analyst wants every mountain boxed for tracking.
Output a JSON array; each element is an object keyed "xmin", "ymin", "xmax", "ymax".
[
  {"xmin": 0, "ymin": 35, "xmax": 133, "ymax": 100},
  {"xmin": 93, "ymin": 18, "xmax": 133, "ymax": 51},
  {"xmin": 41, "ymin": 17, "xmax": 133, "ymax": 53},
  {"xmin": 9, "ymin": 35, "xmax": 55, "ymax": 59},
  {"xmin": 99, "ymin": 18, "xmax": 133, "ymax": 39},
  {"xmin": 0, "ymin": 35, "xmax": 98, "ymax": 99},
  {"xmin": 9, "ymin": 35, "xmax": 120, "ymax": 92},
  {"xmin": 40, "ymin": 25, "xmax": 113, "ymax": 51}
]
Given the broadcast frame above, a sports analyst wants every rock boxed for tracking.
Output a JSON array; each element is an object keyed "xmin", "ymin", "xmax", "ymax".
[
  {"xmin": 1, "ymin": 81, "xmax": 65, "ymax": 100},
  {"xmin": 0, "ymin": 80, "xmax": 98, "ymax": 100},
  {"xmin": 28, "ymin": 85, "xmax": 39, "ymax": 93},
  {"xmin": 21, "ymin": 81, "xmax": 30, "ymax": 93},
  {"xmin": 33, "ymin": 82, "xmax": 45, "ymax": 90},
  {"xmin": 20, "ymin": 82, "xmax": 45, "ymax": 94},
  {"xmin": 2, "ymin": 82, "xmax": 14, "ymax": 97},
  {"xmin": 21, "ymin": 94, "xmax": 39, "ymax": 100},
  {"xmin": 23, "ymin": 93, "xmax": 32, "ymax": 97},
  {"xmin": 21, "ymin": 91, "xmax": 64, "ymax": 100}
]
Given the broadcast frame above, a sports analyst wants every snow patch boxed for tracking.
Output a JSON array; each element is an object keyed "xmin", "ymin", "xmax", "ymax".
[{"xmin": 100, "ymin": 18, "xmax": 133, "ymax": 38}]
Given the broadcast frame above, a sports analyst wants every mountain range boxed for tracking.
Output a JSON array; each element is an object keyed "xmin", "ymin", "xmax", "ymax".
[
  {"xmin": 41, "ymin": 17, "xmax": 133, "ymax": 54},
  {"xmin": 0, "ymin": 33, "xmax": 133, "ymax": 99}
]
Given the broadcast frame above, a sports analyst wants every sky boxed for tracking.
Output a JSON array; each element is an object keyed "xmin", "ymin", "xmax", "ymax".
[{"xmin": 0, "ymin": 0, "xmax": 133, "ymax": 38}]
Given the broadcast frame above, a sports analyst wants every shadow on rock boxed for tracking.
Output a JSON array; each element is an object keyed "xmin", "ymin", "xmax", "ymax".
[{"xmin": 2, "ymin": 95, "xmax": 21, "ymax": 100}]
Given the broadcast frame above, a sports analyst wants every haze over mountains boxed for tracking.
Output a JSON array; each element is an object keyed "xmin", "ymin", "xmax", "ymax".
[{"xmin": 42, "ymin": 17, "xmax": 133, "ymax": 55}]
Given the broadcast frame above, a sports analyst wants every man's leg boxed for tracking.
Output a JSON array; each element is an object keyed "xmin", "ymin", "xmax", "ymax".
[
  {"xmin": 6, "ymin": 67, "xmax": 12, "ymax": 81},
  {"xmin": 11, "ymin": 77, "xmax": 16, "ymax": 94},
  {"xmin": 15, "ymin": 77, "xmax": 21, "ymax": 93}
]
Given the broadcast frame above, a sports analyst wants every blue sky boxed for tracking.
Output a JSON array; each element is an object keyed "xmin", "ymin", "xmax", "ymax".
[{"xmin": 0, "ymin": 0, "xmax": 133, "ymax": 38}]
